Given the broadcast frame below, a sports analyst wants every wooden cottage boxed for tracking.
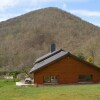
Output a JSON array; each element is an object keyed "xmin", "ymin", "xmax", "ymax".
[{"xmin": 29, "ymin": 45, "xmax": 100, "ymax": 85}]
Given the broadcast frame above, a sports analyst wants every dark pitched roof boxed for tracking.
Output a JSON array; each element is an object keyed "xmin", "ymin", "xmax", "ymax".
[
  {"xmin": 29, "ymin": 49, "xmax": 68, "ymax": 73},
  {"xmin": 29, "ymin": 49, "xmax": 100, "ymax": 73},
  {"xmin": 35, "ymin": 49, "xmax": 64, "ymax": 63}
]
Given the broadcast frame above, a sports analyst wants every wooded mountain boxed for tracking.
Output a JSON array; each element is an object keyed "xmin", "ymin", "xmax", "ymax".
[{"xmin": 0, "ymin": 7, "xmax": 100, "ymax": 72}]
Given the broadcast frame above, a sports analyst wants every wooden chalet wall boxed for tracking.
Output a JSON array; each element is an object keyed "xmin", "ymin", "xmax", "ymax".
[{"xmin": 34, "ymin": 55, "xmax": 100, "ymax": 84}]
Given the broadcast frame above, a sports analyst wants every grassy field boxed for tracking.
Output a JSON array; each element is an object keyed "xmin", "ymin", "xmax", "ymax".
[{"xmin": 0, "ymin": 80, "xmax": 100, "ymax": 100}]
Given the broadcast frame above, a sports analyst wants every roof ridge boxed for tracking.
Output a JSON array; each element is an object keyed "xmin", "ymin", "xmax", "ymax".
[{"xmin": 35, "ymin": 49, "xmax": 64, "ymax": 64}]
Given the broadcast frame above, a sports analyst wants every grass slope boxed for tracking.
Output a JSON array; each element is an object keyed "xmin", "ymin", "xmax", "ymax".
[{"xmin": 0, "ymin": 80, "xmax": 100, "ymax": 100}]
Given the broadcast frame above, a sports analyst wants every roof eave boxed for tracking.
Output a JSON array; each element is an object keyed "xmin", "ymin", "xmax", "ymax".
[{"xmin": 29, "ymin": 52, "xmax": 70, "ymax": 74}]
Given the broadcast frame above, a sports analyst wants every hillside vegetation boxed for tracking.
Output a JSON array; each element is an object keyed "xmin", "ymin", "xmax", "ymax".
[{"xmin": 0, "ymin": 7, "xmax": 100, "ymax": 72}]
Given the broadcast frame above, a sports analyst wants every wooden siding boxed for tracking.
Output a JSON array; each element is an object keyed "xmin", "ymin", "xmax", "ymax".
[{"xmin": 33, "ymin": 56, "xmax": 100, "ymax": 84}]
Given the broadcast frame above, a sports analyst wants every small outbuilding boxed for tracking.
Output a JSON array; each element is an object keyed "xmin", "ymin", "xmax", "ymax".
[{"xmin": 29, "ymin": 45, "xmax": 100, "ymax": 85}]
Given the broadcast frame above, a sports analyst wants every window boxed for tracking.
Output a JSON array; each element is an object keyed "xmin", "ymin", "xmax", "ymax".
[
  {"xmin": 51, "ymin": 76, "xmax": 58, "ymax": 83},
  {"xmin": 79, "ymin": 74, "xmax": 93, "ymax": 82},
  {"xmin": 44, "ymin": 76, "xmax": 58, "ymax": 83},
  {"xmin": 44, "ymin": 76, "xmax": 51, "ymax": 83}
]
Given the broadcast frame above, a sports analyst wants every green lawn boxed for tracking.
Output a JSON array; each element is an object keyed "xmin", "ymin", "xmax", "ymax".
[{"xmin": 0, "ymin": 80, "xmax": 100, "ymax": 100}]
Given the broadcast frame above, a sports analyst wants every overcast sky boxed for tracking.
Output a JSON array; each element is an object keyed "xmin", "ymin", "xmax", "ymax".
[{"xmin": 0, "ymin": 0, "xmax": 100, "ymax": 27}]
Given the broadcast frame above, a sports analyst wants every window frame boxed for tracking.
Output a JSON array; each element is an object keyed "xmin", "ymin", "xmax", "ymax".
[
  {"xmin": 43, "ymin": 75, "xmax": 58, "ymax": 83},
  {"xmin": 79, "ymin": 74, "xmax": 93, "ymax": 82}
]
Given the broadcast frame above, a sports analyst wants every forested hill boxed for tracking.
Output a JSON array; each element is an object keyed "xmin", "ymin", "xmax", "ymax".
[{"xmin": 0, "ymin": 7, "xmax": 100, "ymax": 72}]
